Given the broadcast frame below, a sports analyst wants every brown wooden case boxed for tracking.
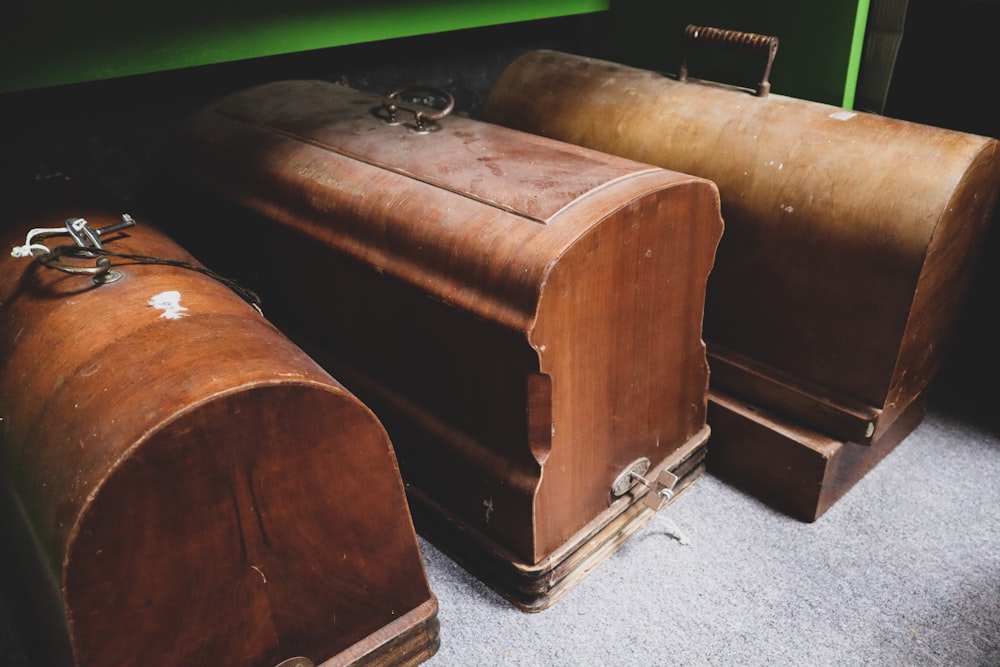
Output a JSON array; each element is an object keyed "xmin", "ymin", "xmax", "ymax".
[
  {"xmin": 171, "ymin": 80, "xmax": 724, "ymax": 610},
  {"xmin": 480, "ymin": 49, "xmax": 1000, "ymax": 521},
  {"xmin": 0, "ymin": 188, "xmax": 438, "ymax": 667}
]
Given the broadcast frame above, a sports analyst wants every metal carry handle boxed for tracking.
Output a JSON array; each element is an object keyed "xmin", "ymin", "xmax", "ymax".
[
  {"xmin": 38, "ymin": 250, "xmax": 121, "ymax": 284},
  {"xmin": 379, "ymin": 85, "xmax": 455, "ymax": 133},
  {"xmin": 678, "ymin": 24, "xmax": 779, "ymax": 97}
]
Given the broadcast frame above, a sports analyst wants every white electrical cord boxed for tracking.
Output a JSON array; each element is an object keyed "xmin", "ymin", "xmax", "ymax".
[{"xmin": 10, "ymin": 225, "xmax": 72, "ymax": 258}]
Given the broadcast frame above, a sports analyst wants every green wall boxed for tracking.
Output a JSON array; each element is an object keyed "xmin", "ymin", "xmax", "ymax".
[{"xmin": 1, "ymin": 0, "xmax": 608, "ymax": 94}]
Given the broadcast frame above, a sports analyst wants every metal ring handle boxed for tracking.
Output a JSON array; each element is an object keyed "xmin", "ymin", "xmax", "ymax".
[
  {"xmin": 678, "ymin": 24, "xmax": 779, "ymax": 97},
  {"xmin": 380, "ymin": 85, "xmax": 455, "ymax": 133},
  {"xmin": 38, "ymin": 252, "xmax": 122, "ymax": 284}
]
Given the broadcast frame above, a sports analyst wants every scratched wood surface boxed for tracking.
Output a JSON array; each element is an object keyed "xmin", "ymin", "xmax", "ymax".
[
  {"xmin": 171, "ymin": 80, "xmax": 724, "ymax": 610},
  {"xmin": 0, "ymin": 186, "xmax": 438, "ymax": 666},
  {"xmin": 480, "ymin": 49, "xmax": 1000, "ymax": 520}
]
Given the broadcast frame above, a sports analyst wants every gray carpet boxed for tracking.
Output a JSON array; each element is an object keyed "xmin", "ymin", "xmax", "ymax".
[{"xmin": 419, "ymin": 406, "xmax": 1000, "ymax": 667}]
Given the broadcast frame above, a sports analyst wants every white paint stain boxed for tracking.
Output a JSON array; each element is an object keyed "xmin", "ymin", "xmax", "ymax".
[
  {"xmin": 148, "ymin": 290, "xmax": 189, "ymax": 319},
  {"xmin": 780, "ymin": 204, "xmax": 795, "ymax": 213},
  {"xmin": 829, "ymin": 110, "xmax": 856, "ymax": 121}
]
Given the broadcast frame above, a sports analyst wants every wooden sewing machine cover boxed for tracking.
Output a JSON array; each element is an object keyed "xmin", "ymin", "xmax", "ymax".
[
  {"xmin": 0, "ymin": 186, "xmax": 438, "ymax": 667},
  {"xmin": 481, "ymin": 46, "xmax": 1000, "ymax": 521},
  {"xmin": 172, "ymin": 80, "xmax": 724, "ymax": 610}
]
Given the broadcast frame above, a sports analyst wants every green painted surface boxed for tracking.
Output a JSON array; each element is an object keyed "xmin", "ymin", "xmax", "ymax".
[
  {"xmin": 600, "ymin": 0, "xmax": 870, "ymax": 108},
  {"xmin": 842, "ymin": 0, "xmax": 871, "ymax": 109},
  {"xmin": 1, "ymin": 0, "xmax": 608, "ymax": 94}
]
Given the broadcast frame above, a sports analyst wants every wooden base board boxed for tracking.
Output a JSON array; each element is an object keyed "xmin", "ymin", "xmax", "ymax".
[
  {"xmin": 407, "ymin": 436, "xmax": 707, "ymax": 612},
  {"xmin": 321, "ymin": 598, "xmax": 440, "ymax": 667},
  {"xmin": 707, "ymin": 390, "xmax": 929, "ymax": 522}
]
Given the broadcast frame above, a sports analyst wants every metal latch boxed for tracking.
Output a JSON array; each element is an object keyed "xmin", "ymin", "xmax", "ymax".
[
  {"xmin": 64, "ymin": 214, "xmax": 136, "ymax": 251},
  {"xmin": 634, "ymin": 468, "xmax": 680, "ymax": 512},
  {"xmin": 611, "ymin": 457, "xmax": 680, "ymax": 511},
  {"xmin": 10, "ymin": 214, "xmax": 136, "ymax": 284}
]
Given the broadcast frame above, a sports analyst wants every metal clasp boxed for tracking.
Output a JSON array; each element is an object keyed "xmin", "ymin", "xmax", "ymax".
[
  {"xmin": 611, "ymin": 457, "xmax": 680, "ymax": 511},
  {"xmin": 633, "ymin": 469, "xmax": 680, "ymax": 512},
  {"xmin": 10, "ymin": 214, "xmax": 136, "ymax": 284},
  {"xmin": 64, "ymin": 214, "xmax": 136, "ymax": 252}
]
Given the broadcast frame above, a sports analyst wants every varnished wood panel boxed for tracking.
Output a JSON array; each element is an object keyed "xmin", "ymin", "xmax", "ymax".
[
  {"xmin": 0, "ymin": 188, "xmax": 437, "ymax": 666},
  {"xmin": 172, "ymin": 80, "xmax": 723, "ymax": 608},
  {"xmin": 481, "ymin": 49, "xmax": 1000, "ymax": 518}
]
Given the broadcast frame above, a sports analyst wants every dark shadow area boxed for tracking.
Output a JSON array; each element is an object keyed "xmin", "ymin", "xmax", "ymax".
[{"xmin": 883, "ymin": 0, "xmax": 1000, "ymax": 436}]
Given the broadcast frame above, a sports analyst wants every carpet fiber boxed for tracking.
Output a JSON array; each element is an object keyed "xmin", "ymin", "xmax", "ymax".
[{"xmin": 419, "ymin": 405, "xmax": 1000, "ymax": 666}]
